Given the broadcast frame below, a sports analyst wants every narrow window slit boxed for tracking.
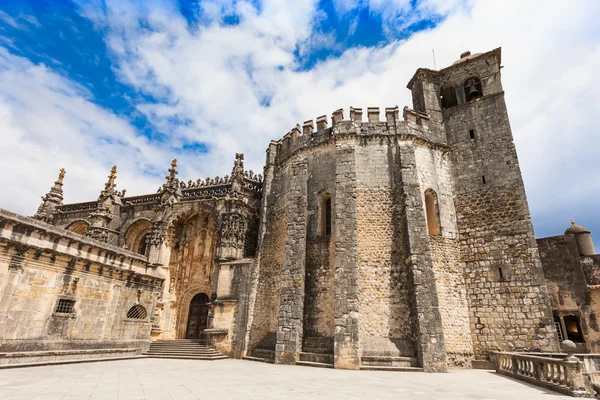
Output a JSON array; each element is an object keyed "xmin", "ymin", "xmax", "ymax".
[
  {"xmin": 482, "ymin": 175, "xmax": 486, "ymax": 184},
  {"xmin": 325, "ymin": 198, "xmax": 332, "ymax": 236},
  {"xmin": 469, "ymin": 129, "xmax": 476, "ymax": 140},
  {"xmin": 498, "ymin": 267, "xmax": 504, "ymax": 281}
]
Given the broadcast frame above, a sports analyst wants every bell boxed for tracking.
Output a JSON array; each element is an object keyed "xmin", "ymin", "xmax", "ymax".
[{"xmin": 467, "ymin": 85, "xmax": 480, "ymax": 101}]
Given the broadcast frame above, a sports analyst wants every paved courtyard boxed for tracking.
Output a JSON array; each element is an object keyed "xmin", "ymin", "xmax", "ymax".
[{"xmin": 0, "ymin": 358, "xmax": 569, "ymax": 400}]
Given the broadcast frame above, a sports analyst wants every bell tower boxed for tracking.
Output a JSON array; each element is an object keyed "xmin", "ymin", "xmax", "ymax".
[{"xmin": 409, "ymin": 48, "xmax": 559, "ymax": 360}]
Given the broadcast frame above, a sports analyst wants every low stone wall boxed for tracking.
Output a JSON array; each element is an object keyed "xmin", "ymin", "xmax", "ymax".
[
  {"xmin": 0, "ymin": 348, "xmax": 140, "ymax": 366},
  {"xmin": 495, "ymin": 351, "xmax": 593, "ymax": 397}
]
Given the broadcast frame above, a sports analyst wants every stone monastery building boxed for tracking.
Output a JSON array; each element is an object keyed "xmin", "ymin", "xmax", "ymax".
[{"xmin": 1, "ymin": 47, "xmax": 599, "ymax": 372}]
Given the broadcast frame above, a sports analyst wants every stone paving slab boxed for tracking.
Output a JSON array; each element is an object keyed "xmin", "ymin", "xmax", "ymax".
[{"xmin": 0, "ymin": 358, "xmax": 570, "ymax": 399}]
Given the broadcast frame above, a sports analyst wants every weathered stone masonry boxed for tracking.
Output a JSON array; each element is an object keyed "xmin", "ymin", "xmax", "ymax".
[{"xmin": 2, "ymin": 47, "xmax": 573, "ymax": 370}]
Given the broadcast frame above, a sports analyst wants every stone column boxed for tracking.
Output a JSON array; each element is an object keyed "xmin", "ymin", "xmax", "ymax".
[
  {"xmin": 274, "ymin": 158, "xmax": 308, "ymax": 365},
  {"xmin": 333, "ymin": 139, "xmax": 360, "ymax": 370},
  {"xmin": 397, "ymin": 141, "xmax": 447, "ymax": 372}
]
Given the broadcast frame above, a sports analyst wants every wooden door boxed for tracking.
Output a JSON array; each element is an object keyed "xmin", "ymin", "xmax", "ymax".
[{"xmin": 186, "ymin": 293, "xmax": 209, "ymax": 338}]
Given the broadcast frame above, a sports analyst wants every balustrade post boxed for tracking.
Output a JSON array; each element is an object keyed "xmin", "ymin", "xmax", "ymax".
[
  {"xmin": 564, "ymin": 360, "xmax": 590, "ymax": 396},
  {"xmin": 561, "ymin": 340, "xmax": 592, "ymax": 396}
]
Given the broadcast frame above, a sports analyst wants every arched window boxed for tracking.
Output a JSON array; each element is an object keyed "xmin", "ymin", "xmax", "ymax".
[
  {"xmin": 126, "ymin": 304, "xmax": 148, "ymax": 320},
  {"xmin": 320, "ymin": 192, "xmax": 332, "ymax": 236},
  {"xmin": 65, "ymin": 220, "xmax": 89, "ymax": 236},
  {"xmin": 137, "ymin": 233, "xmax": 149, "ymax": 256},
  {"xmin": 464, "ymin": 76, "xmax": 483, "ymax": 102},
  {"xmin": 440, "ymin": 83, "xmax": 458, "ymax": 109},
  {"xmin": 424, "ymin": 189, "xmax": 441, "ymax": 236},
  {"xmin": 124, "ymin": 219, "xmax": 152, "ymax": 256},
  {"xmin": 563, "ymin": 315, "xmax": 584, "ymax": 343}
]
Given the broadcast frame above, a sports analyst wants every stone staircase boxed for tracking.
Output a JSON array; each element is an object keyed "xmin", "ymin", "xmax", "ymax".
[{"xmin": 144, "ymin": 339, "xmax": 227, "ymax": 360}]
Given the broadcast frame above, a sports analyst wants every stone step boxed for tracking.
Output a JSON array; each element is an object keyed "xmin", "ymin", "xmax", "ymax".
[
  {"xmin": 0, "ymin": 355, "xmax": 149, "ymax": 370},
  {"xmin": 301, "ymin": 347, "xmax": 331, "ymax": 354},
  {"xmin": 146, "ymin": 351, "xmax": 220, "ymax": 356},
  {"xmin": 150, "ymin": 340, "xmax": 206, "ymax": 346},
  {"xmin": 150, "ymin": 344, "xmax": 211, "ymax": 349},
  {"xmin": 471, "ymin": 360, "xmax": 495, "ymax": 370},
  {"xmin": 360, "ymin": 356, "xmax": 417, "ymax": 367},
  {"xmin": 242, "ymin": 356, "xmax": 274, "ymax": 364},
  {"xmin": 298, "ymin": 352, "xmax": 334, "ymax": 364},
  {"xmin": 148, "ymin": 344, "xmax": 211, "ymax": 347},
  {"xmin": 360, "ymin": 365, "xmax": 423, "ymax": 372},
  {"xmin": 148, "ymin": 350, "xmax": 215, "ymax": 353},
  {"xmin": 296, "ymin": 360, "xmax": 334, "ymax": 369},
  {"xmin": 151, "ymin": 340, "xmax": 207, "ymax": 344},
  {"xmin": 144, "ymin": 354, "xmax": 228, "ymax": 360},
  {"xmin": 251, "ymin": 349, "xmax": 275, "ymax": 359}
]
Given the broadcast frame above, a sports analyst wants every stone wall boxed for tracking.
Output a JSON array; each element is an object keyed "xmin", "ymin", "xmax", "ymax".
[
  {"xmin": 355, "ymin": 139, "xmax": 413, "ymax": 357},
  {"xmin": 437, "ymin": 51, "xmax": 558, "ymax": 358},
  {"xmin": 332, "ymin": 137, "xmax": 361, "ymax": 369},
  {"xmin": 210, "ymin": 259, "xmax": 254, "ymax": 358},
  {"xmin": 246, "ymin": 162, "xmax": 289, "ymax": 354},
  {"xmin": 303, "ymin": 146, "xmax": 336, "ymax": 352},
  {"xmin": 537, "ymin": 235, "xmax": 600, "ymax": 353},
  {"xmin": 275, "ymin": 157, "xmax": 308, "ymax": 364},
  {"xmin": 0, "ymin": 209, "xmax": 162, "ymax": 353},
  {"xmin": 429, "ymin": 236, "xmax": 473, "ymax": 367},
  {"xmin": 413, "ymin": 144, "xmax": 472, "ymax": 367}
]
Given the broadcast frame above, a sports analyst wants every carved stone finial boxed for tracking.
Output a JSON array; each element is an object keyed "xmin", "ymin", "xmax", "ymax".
[
  {"xmin": 57, "ymin": 168, "xmax": 66, "ymax": 185},
  {"xmin": 159, "ymin": 158, "xmax": 182, "ymax": 207},
  {"xmin": 232, "ymin": 153, "xmax": 245, "ymax": 177},
  {"xmin": 572, "ymin": 220, "xmax": 576, "ymax": 226},
  {"xmin": 561, "ymin": 340, "xmax": 578, "ymax": 362},
  {"xmin": 167, "ymin": 159, "xmax": 178, "ymax": 180},
  {"xmin": 104, "ymin": 166, "xmax": 117, "ymax": 193}
]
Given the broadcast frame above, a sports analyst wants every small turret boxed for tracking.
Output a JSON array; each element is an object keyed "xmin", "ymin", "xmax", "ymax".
[
  {"xmin": 565, "ymin": 220, "xmax": 596, "ymax": 256},
  {"xmin": 159, "ymin": 159, "xmax": 183, "ymax": 206},
  {"xmin": 87, "ymin": 165, "xmax": 124, "ymax": 243},
  {"xmin": 34, "ymin": 168, "xmax": 66, "ymax": 222}
]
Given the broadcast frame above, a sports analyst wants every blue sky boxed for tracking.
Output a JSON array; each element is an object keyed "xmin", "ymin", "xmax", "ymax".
[{"xmin": 0, "ymin": 0, "xmax": 599, "ymax": 247}]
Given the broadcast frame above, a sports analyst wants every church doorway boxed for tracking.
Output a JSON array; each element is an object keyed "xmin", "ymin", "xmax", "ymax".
[{"xmin": 185, "ymin": 293, "xmax": 209, "ymax": 339}]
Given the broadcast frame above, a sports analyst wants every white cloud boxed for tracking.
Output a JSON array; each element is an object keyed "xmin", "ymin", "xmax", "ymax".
[
  {"xmin": 0, "ymin": 10, "xmax": 41, "ymax": 30},
  {"xmin": 0, "ymin": 11, "xmax": 20, "ymax": 29},
  {"xmin": 1, "ymin": 0, "xmax": 599, "ymax": 244},
  {"xmin": 0, "ymin": 48, "xmax": 171, "ymax": 215}
]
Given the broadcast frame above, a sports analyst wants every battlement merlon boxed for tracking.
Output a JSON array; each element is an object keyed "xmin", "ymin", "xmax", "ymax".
[{"xmin": 267, "ymin": 105, "xmax": 444, "ymax": 166}]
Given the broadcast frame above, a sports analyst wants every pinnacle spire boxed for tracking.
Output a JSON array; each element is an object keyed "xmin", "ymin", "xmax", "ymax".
[
  {"xmin": 166, "ymin": 159, "xmax": 178, "ymax": 183},
  {"xmin": 34, "ymin": 168, "xmax": 66, "ymax": 222},
  {"xmin": 104, "ymin": 166, "xmax": 117, "ymax": 193},
  {"xmin": 57, "ymin": 168, "xmax": 66, "ymax": 185},
  {"xmin": 232, "ymin": 153, "xmax": 244, "ymax": 176}
]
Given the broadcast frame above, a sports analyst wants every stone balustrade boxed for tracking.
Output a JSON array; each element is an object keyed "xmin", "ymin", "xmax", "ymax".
[{"xmin": 496, "ymin": 351, "xmax": 592, "ymax": 397}]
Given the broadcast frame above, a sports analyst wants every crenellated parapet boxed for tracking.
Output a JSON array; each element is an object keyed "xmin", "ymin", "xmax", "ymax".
[{"xmin": 268, "ymin": 105, "xmax": 444, "ymax": 166}]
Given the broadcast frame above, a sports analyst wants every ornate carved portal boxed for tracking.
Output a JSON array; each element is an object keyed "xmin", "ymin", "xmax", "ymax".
[
  {"xmin": 168, "ymin": 212, "xmax": 217, "ymax": 338},
  {"xmin": 185, "ymin": 293, "xmax": 209, "ymax": 338}
]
